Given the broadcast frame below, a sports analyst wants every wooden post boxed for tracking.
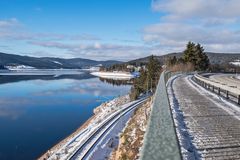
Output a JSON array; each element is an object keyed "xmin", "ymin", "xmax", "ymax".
[{"xmin": 226, "ymin": 91, "xmax": 229, "ymax": 99}]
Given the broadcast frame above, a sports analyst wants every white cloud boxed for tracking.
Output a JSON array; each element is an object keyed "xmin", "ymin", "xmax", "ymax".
[
  {"xmin": 0, "ymin": 18, "xmax": 20, "ymax": 28},
  {"xmin": 0, "ymin": 18, "xmax": 147, "ymax": 61},
  {"xmin": 0, "ymin": 18, "xmax": 100, "ymax": 41},
  {"xmin": 29, "ymin": 41, "xmax": 150, "ymax": 61},
  {"xmin": 152, "ymin": 0, "xmax": 240, "ymax": 21},
  {"xmin": 0, "ymin": 31, "xmax": 100, "ymax": 41},
  {"xmin": 144, "ymin": 0, "xmax": 240, "ymax": 53},
  {"xmin": 3, "ymin": 0, "xmax": 240, "ymax": 61}
]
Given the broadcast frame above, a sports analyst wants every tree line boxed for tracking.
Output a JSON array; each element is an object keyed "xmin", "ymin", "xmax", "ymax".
[
  {"xmin": 167, "ymin": 42, "xmax": 209, "ymax": 71},
  {"xmin": 131, "ymin": 42, "xmax": 212, "ymax": 100},
  {"xmin": 130, "ymin": 55, "xmax": 162, "ymax": 100},
  {"xmin": 104, "ymin": 41, "xmax": 211, "ymax": 100}
]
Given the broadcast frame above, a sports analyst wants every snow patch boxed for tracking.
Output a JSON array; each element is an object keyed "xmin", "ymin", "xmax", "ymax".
[
  {"xmin": 230, "ymin": 60, "xmax": 240, "ymax": 66},
  {"xmin": 91, "ymin": 71, "xmax": 136, "ymax": 80},
  {"xmin": 45, "ymin": 95, "xmax": 136, "ymax": 160},
  {"xmin": 189, "ymin": 76, "xmax": 240, "ymax": 121},
  {"xmin": 52, "ymin": 61, "xmax": 62, "ymax": 65},
  {"xmin": 167, "ymin": 75, "xmax": 200, "ymax": 160},
  {"xmin": 5, "ymin": 65, "xmax": 35, "ymax": 70}
]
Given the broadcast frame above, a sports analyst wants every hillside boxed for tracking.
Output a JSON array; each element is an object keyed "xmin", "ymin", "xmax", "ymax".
[
  {"xmin": 0, "ymin": 52, "xmax": 121, "ymax": 69},
  {"xmin": 1, "ymin": 51, "xmax": 239, "ymax": 70},
  {"xmin": 128, "ymin": 52, "xmax": 240, "ymax": 65}
]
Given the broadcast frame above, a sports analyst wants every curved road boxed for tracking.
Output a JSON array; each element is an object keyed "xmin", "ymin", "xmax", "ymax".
[
  {"xmin": 168, "ymin": 74, "xmax": 240, "ymax": 159},
  {"xmin": 69, "ymin": 97, "xmax": 149, "ymax": 160},
  {"xmin": 209, "ymin": 74, "xmax": 240, "ymax": 89}
]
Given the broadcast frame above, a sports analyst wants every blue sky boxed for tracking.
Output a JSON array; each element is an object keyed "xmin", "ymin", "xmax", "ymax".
[{"xmin": 0, "ymin": 0, "xmax": 240, "ymax": 61}]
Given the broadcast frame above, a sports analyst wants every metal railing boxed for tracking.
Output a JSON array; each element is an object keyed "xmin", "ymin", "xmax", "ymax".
[
  {"xmin": 140, "ymin": 71, "xmax": 181, "ymax": 160},
  {"xmin": 193, "ymin": 74, "xmax": 240, "ymax": 105}
]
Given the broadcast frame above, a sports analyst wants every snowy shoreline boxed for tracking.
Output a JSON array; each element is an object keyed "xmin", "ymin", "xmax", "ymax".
[
  {"xmin": 38, "ymin": 95, "xmax": 130, "ymax": 160},
  {"xmin": 0, "ymin": 69, "xmax": 83, "ymax": 76},
  {"xmin": 90, "ymin": 71, "xmax": 136, "ymax": 80}
]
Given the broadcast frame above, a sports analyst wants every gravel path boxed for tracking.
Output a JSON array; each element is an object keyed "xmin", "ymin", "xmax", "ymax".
[{"xmin": 169, "ymin": 75, "xmax": 240, "ymax": 160}]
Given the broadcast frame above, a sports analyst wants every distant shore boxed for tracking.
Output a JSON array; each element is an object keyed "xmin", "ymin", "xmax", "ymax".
[{"xmin": 91, "ymin": 71, "xmax": 137, "ymax": 79}]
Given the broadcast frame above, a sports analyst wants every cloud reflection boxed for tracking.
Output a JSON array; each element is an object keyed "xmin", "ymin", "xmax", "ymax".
[
  {"xmin": 0, "ymin": 77, "xmax": 130, "ymax": 120},
  {"xmin": 32, "ymin": 78, "xmax": 130, "ymax": 98},
  {"xmin": 0, "ymin": 98, "xmax": 31, "ymax": 119}
]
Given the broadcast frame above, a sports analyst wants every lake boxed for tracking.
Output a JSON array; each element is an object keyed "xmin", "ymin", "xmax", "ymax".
[{"xmin": 0, "ymin": 71, "xmax": 131, "ymax": 160}]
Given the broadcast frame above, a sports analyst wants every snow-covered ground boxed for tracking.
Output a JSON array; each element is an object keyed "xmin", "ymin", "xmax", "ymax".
[
  {"xmin": 230, "ymin": 60, "xmax": 240, "ymax": 66},
  {"xmin": 5, "ymin": 65, "xmax": 35, "ymax": 70},
  {"xmin": 236, "ymin": 76, "xmax": 240, "ymax": 80},
  {"xmin": 168, "ymin": 74, "xmax": 240, "ymax": 159},
  {"xmin": 109, "ymin": 98, "xmax": 152, "ymax": 160},
  {"xmin": 90, "ymin": 71, "xmax": 136, "ymax": 80},
  {"xmin": 41, "ymin": 95, "xmax": 142, "ymax": 160},
  {"xmin": 81, "ymin": 66, "xmax": 100, "ymax": 72},
  {"xmin": 75, "ymin": 100, "xmax": 144, "ymax": 160},
  {"xmin": 209, "ymin": 73, "xmax": 240, "ymax": 87},
  {"xmin": 167, "ymin": 75, "xmax": 199, "ymax": 160},
  {"xmin": 52, "ymin": 61, "xmax": 63, "ymax": 65},
  {"xmin": 195, "ymin": 74, "xmax": 240, "ymax": 95}
]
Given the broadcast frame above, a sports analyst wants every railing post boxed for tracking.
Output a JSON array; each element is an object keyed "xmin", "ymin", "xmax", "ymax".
[
  {"xmin": 194, "ymin": 74, "xmax": 240, "ymax": 105},
  {"xmin": 238, "ymin": 95, "xmax": 240, "ymax": 105}
]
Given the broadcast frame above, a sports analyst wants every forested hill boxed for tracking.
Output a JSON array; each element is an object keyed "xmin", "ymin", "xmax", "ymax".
[
  {"xmin": 0, "ymin": 52, "xmax": 121, "ymax": 69},
  {"xmin": 128, "ymin": 52, "xmax": 240, "ymax": 65}
]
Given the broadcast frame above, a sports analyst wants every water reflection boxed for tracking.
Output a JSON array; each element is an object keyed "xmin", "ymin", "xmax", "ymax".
[
  {"xmin": 0, "ymin": 72, "xmax": 131, "ymax": 160},
  {"xmin": 99, "ymin": 77, "xmax": 133, "ymax": 86},
  {"xmin": 0, "ymin": 72, "xmax": 94, "ymax": 85}
]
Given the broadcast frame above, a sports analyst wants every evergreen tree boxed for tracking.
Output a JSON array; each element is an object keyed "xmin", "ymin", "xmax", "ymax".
[
  {"xmin": 195, "ymin": 43, "xmax": 209, "ymax": 70},
  {"xmin": 183, "ymin": 41, "xmax": 196, "ymax": 64},
  {"xmin": 147, "ymin": 55, "xmax": 162, "ymax": 91},
  {"xmin": 130, "ymin": 55, "xmax": 162, "ymax": 100},
  {"xmin": 167, "ymin": 56, "xmax": 177, "ymax": 66},
  {"xmin": 183, "ymin": 42, "xmax": 209, "ymax": 71},
  {"xmin": 177, "ymin": 57, "xmax": 185, "ymax": 64}
]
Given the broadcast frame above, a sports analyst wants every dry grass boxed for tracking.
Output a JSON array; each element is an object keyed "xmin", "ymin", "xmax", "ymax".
[
  {"xmin": 167, "ymin": 62, "xmax": 194, "ymax": 72},
  {"xmin": 109, "ymin": 98, "xmax": 152, "ymax": 160}
]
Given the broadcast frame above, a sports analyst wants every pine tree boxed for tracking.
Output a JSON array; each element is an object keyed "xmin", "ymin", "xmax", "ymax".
[
  {"xmin": 183, "ymin": 42, "xmax": 209, "ymax": 71},
  {"xmin": 147, "ymin": 55, "xmax": 162, "ymax": 91},
  {"xmin": 167, "ymin": 56, "xmax": 177, "ymax": 66},
  {"xmin": 130, "ymin": 55, "xmax": 162, "ymax": 100},
  {"xmin": 183, "ymin": 41, "xmax": 196, "ymax": 64}
]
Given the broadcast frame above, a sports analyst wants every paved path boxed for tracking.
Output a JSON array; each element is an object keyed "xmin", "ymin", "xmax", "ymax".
[
  {"xmin": 210, "ymin": 74, "xmax": 240, "ymax": 89},
  {"xmin": 168, "ymin": 75, "xmax": 240, "ymax": 160}
]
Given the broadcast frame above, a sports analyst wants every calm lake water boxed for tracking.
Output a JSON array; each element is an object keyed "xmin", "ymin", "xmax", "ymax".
[{"xmin": 0, "ymin": 72, "xmax": 131, "ymax": 160}]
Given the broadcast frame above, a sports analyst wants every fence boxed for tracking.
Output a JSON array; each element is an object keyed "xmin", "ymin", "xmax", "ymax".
[
  {"xmin": 140, "ymin": 71, "xmax": 181, "ymax": 160},
  {"xmin": 193, "ymin": 74, "xmax": 240, "ymax": 105}
]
